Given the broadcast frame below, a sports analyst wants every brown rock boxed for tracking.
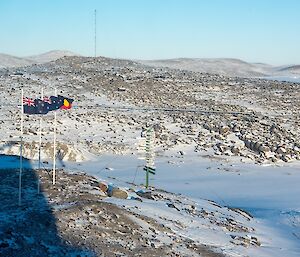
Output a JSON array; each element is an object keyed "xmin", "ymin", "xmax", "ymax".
[
  {"xmin": 219, "ymin": 126, "xmax": 230, "ymax": 135},
  {"xmin": 99, "ymin": 182, "xmax": 108, "ymax": 193}
]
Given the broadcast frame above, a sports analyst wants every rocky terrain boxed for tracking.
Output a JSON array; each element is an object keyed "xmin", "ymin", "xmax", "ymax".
[
  {"xmin": 1, "ymin": 165, "xmax": 260, "ymax": 256},
  {"xmin": 0, "ymin": 55, "xmax": 299, "ymax": 164},
  {"xmin": 0, "ymin": 56, "xmax": 299, "ymax": 256}
]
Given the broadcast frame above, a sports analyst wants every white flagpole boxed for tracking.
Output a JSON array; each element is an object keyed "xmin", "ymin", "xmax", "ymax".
[
  {"xmin": 38, "ymin": 87, "xmax": 44, "ymax": 193},
  {"xmin": 19, "ymin": 88, "xmax": 24, "ymax": 206},
  {"xmin": 52, "ymin": 88, "xmax": 57, "ymax": 185}
]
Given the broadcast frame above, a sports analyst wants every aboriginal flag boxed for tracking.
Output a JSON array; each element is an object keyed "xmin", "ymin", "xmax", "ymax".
[
  {"xmin": 58, "ymin": 95, "xmax": 73, "ymax": 110},
  {"xmin": 45, "ymin": 95, "xmax": 74, "ymax": 111}
]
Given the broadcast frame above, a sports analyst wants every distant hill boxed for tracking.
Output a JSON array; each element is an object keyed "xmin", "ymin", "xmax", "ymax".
[
  {"xmin": 0, "ymin": 50, "xmax": 78, "ymax": 69},
  {"xmin": 1, "ymin": 51, "xmax": 299, "ymax": 81},
  {"xmin": 139, "ymin": 58, "xmax": 274, "ymax": 77},
  {"xmin": 0, "ymin": 54, "xmax": 33, "ymax": 69},
  {"xmin": 26, "ymin": 50, "xmax": 78, "ymax": 64},
  {"xmin": 277, "ymin": 65, "xmax": 300, "ymax": 74}
]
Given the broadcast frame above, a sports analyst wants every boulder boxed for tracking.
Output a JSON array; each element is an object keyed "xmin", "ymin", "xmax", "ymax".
[
  {"xmin": 216, "ymin": 143, "xmax": 228, "ymax": 152},
  {"xmin": 231, "ymin": 146, "xmax": 240, "ymax": 154},
  {"xmin": 99, "ymin": 182, "xmax": 108, "ymax": 193},
  {"xmin": 253, "ymin": 142, "xmax": 262, "ymax": 152},
  {"xmin": 277, "ymin": 147, "xmax": 286, "ymax": 155},
  {"xmin": 280, "ymin": 155, "xmax": 291, "ymax": 162},
  {"xmin": 136, "ymin": 190, "xmax": 155, "ymax": 200},
  {"xmin": 244, "ymin": 140, "xmax": 251, "ymax": 148},
  {"xmin": 258, "ymin": 145, "xmax": 270, "ymax": 153},
  {"xmin": 219, "ymin": 126, "xmax": 230, "ymax": 135},
  {"xmin": 108, "ymin": 185, "xmax": 129, "ymax": 199}
]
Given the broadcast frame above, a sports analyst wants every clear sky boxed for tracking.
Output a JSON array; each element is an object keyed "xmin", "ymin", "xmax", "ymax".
[{"xmin": 0, "ymin": 0, "xmax": 299, "ymax": 65}]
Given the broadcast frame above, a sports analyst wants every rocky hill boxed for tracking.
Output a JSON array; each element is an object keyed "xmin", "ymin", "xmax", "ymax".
[
  {"xmin": 139, "ymin": 58, "xmax": 273, "ymax": 77},
  {"xmin": 0, "ymin": 50, "xmax": 78, "ymax": 69},
  {"xmin": 138, "ymin": 58, "xmax": 300, "ymax": 80},
  {"xmin": 277, "ymin": 65, "xmax": 300, "ymax": 74},
  {"xmin": 0, "ymin": 53, "xmax": 33, "ymax": 69},
  {"xmin": 26, "ymin": 50, "xmax": 78, "ymax": 64},
  {"xmin": 1, "ymin": 55, "xmax": 299, "ymax": 164},
  {"xmin": 1, "ymin": 51, "xmax": 299, "ymax": 80}
]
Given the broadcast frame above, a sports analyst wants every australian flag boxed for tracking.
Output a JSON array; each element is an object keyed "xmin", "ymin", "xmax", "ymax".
[
  {"xmin": 23, "ymin": 97, "xmax": 48, "ymax": 115},
  {"xmin": 23, "ymin": 95, "xmax": 74, "ymax": 115}
]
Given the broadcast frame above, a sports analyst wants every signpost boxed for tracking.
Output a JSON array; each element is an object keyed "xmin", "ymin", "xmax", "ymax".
[{"xmin": 144, "ymin": 127, "xmax": 155, "ymax": 188}]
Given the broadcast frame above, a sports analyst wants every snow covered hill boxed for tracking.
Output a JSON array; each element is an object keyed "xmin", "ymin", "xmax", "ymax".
[
  {"xmin": 0, "ymin": 50, "xmax": 78, "ymax": 68},
  {"xmin": 1, "ymin": 51, "xmax": 300, "ymax": 81},
  {"xmin": 277, "ymin": 65, "xmax": 300, "ymax": 74},
  {"xmin": 0, "ymin": 53, "xmax": 33, "ymax": 69},
  {"xmin": 26, "ymin": 50, "xmax": 78, "ymax": 64},
  {"xmin": 139, "ymin": 58, "xmax": 300, "ymax": 80},
  {"xmin": 139, "ymin": 58, "xmax": 273, "ymax": 77}
]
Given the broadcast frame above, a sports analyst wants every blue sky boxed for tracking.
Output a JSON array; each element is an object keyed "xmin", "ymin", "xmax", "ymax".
[{"xmin": 0, "ymin": 0, "xmax": 299, "ymax": 65}]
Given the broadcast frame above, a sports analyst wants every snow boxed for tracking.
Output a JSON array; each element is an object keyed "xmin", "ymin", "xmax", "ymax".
[
  {"xmin": 263, "ymin": 76, "xmax": 300, "ymax": 83},
  {"xmin": 46, "ymin": 148, "xmax": 300, "ymax": 257},
  {"xmin": 1, "ymin": 109, "xmax": 299, "ymax": 256},
  {"xmin": 1, "ymin": 131, "xmax": 299, "ymax": 256}
]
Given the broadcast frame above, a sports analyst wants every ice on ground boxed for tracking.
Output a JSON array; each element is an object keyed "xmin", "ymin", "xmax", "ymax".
[{"xmin": 58, "ymin": 151, "xmax": 300, "ymax": 257}]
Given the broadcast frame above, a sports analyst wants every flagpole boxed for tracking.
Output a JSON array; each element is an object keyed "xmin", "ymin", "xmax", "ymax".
[
  {"xmin": 52, "ymin": 88, "xmax": 57, "ymax": 185},
  {"xmin": 19, "ymin": 88, "xmax": 24, "ymax": 206},
  {"xmin": 38, "ymin": 88, "xmax": 43, "ymax": 193},
  {"xmin": 94, "ymin": 9, "xmax": 97, "ymax": 57}
]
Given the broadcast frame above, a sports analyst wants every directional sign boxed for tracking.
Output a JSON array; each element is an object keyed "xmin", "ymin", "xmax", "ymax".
[{"xmin": 143, "ymin": 166, "xmax": 156, "ymax": 175}]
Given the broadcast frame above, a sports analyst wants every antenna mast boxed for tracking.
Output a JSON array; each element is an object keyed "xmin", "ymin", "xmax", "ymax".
[{"xmin": 94, "ymin": 9, "xmax": 97, "ymax": 57}]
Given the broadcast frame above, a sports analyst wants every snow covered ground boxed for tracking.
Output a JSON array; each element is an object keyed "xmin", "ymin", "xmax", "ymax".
[{"xmin": 23, "ymin": 145, "xmax": 298, "ymax": 257}]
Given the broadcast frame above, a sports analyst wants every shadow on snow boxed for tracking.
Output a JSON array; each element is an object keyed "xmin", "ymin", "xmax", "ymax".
[{"xmin": 0, "ymin": 154, "xmax": 95, "ymax": 256}]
